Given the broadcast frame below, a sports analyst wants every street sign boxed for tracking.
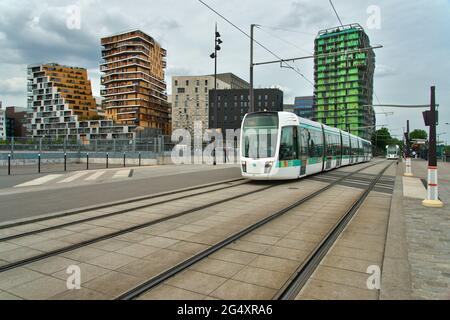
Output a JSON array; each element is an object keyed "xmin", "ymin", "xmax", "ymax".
[{"xmin": 423, "ymin": 110, "xmax": 439, "ymax": 126}]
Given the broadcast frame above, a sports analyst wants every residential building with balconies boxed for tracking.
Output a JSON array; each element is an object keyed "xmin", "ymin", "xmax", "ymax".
[{"xmin": 100, "ymin": 30, "xmax": 170, "ymax": 135}]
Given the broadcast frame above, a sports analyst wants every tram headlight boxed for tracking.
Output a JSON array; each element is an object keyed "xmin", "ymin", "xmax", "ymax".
[
  {"xmin": 264, "ymin": 161, "xmax": 274, "ymax": 173},
  {"xmin": 241, "ymin": 161, "xmax": 247, "ymax": 173}
]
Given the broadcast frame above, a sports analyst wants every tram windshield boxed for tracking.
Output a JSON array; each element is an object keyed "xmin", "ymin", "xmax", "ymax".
[
  {"xmin": 387, "ymin": 145, "xmax": 398, "ymax": 154},
  {"xmin": 242, "ymin": 113, "xmax": 279, "ymax": 159}
]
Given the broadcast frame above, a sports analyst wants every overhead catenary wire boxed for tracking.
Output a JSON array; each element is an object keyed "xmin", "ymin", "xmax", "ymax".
[{"xmin": 197, "ymin": 0, "xmax": 314, "ymax": 87}]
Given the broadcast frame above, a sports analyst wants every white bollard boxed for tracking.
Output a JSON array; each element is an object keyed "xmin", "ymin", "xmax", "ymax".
[
  {"xmin": 404, "ymin": 157, "xmax": 413, "ymax": 177},
  {"xmin": 422, "ymin": 166, "xmax": 444, "ymax": 207}
]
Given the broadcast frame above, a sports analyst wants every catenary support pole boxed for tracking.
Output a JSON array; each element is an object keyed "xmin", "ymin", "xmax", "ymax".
[{"xmin": 423, "ymin": 86, "xmax": 444, "ymax": 207}]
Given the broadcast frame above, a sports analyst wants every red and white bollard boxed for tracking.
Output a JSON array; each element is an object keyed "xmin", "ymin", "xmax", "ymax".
[
  {"xmin": 422, "ymin": 166, "xmax": 444, "ymax": 207},
  {"xmin": 404, "ymin": 157, "xmax": 413, "ymax": 177}
]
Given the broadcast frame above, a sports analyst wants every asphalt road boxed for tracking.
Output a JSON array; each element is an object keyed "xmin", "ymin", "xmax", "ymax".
[{"xmin": 0, "ymin": 166, "xmax": 241, "ymax": 223}]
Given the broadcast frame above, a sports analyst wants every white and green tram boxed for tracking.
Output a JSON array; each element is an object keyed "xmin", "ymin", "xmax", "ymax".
[{"xmin": 240, "ymin": 112, "xmax": 372, "ymax": 180}]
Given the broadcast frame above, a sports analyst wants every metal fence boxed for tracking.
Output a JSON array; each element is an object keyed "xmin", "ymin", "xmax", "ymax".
[{"xmin": 0, "ymin": 136, "xmax": 175, "ymax": 154}]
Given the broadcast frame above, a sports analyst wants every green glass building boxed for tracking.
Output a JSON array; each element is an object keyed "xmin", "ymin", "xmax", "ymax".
[{"xmin": 314, "ymin": 24, "xmax": 375, "ymax": 140}]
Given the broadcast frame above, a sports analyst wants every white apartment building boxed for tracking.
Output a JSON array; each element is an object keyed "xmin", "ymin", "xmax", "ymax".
[
  {"xmin": 0, "ymin": 103, "xmax": 5, "ymax": 140},
  {"xmin": 171, "ymin": 73, "xmax": 249, "ymax": 136}
]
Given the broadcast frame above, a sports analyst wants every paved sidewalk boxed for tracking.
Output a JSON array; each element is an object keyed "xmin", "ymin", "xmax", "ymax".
[{"xmin": 396, "ymin": 159, "xmax": 449, "ymax": 299}]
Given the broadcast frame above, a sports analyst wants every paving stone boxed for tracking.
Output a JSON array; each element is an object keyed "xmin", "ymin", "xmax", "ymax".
[
  {"xmin": 249, "ymin": 255, "xmax": 299, "ymax": 274},
  {"xmin": 190, "ymin": 258, "xmax": 245, "ymax": 278},
  {"xmin": 27, "ymin": 256, "xmax": 79, "ymax": 274},
  {"xmin": 115, "ymin": 243, "xmax": 161, "ymax": 258},
  {"xmin": 232, "ymin": 266, "xmax": 289, "ymax": 290},
  {"xmin": 60, "ymin": 247, "xmax": 109, "ymax": 262},
  {"xmin": 140, "ymin": 236, "xmax": 180, "ymax": 248},
  {"xmin": 167, "ymin": 241, "xmax": 209, "ymax": 254},
  {"xmin": 209, "ymin": 279, "xmax": 276, "ymax": 300},
  {"xmin": 51, "ymin": 287, "xmax": 108, "ymax": 300},
  {"xmin": 52, "ymin": 262, "xmax": 111, "ymax": 284},
  {"xmin": 138, "ymin": 284, "xmax": 206, "ymax": 300},
  {"xmin": 0, "ymin": 291, "xmax": 22, "ymax": 300},
  {"xmin": 84, "ymin": 271, "xmax": 142, "ymax": 298},
  {"xmin": 228, "ymin": 240, "xmax": 270, "ymax": 254},
  {"xmin": 7, "ymin": 276, "xmax": 68, "ymax": 300},
  {"xmin": 166, "ymin": 270, "xmax": 227, "ymax": 295},
  {"xmin": 0, "ymin": 267, "xmax": 44, "ymax": 290},
  {"xmin": 87, "ymin": 252, "xmax": 137, "ymax": 270},
  {"xmin": 209, "ymin": 248, "xmax": 257, "ymax": 265},
  {"xmin": 297, "ymin": 279, "xmax": 379, "ymax": 300}
]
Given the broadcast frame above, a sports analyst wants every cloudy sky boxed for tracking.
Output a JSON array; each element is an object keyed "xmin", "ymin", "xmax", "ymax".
[{"xmin": 0, "ymin": 0, "xmax": 449, "ymax": 142}]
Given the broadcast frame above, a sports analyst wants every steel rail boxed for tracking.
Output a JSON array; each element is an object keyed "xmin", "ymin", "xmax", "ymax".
[
  {"xmin": 0, "ymin": 180, "xmax": 249, "ymax": 243},
  {"xmin": 276, "ymin": 161, "xmax": 394, "ymax": 300},
  {"xmin": 116, "ymin": 161, "xmax": 383, "ymax": 300},
  {"xmin": 0, "ymin": 183, "xmax": 278, "ymax": 273}
]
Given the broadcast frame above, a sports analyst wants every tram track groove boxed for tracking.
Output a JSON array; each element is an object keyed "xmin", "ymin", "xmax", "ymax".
[
  {"xmin": 275, "ymin": 161, "xmax": 395, "ymax": 300},
  {"xmin": 0, "ymin": 177, "xmax": 246, "ymax": 231},
  {"xmin": 0, "ymin": 182, "xmax": 280, "ymax": 273},
  {"xmin": 115, "ymin": 161, "xmax": 384, "ymax": 300},
  {"xmin": 0, "ymin": 179, "xmax": 250, "ymax": 243}
]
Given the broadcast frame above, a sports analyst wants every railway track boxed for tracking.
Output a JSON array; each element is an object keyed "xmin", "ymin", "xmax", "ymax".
[
  {"xmin": 0, "ymin": 180, "xmax": 278, "ymax": 273},
  {"xmin": 116, "ymin": 160, "xmax": 389, "ymax": 300},
  {"xmin": 275, "ymin": 161, "xmax": 393, "ymax": 299},
  {"xmin": 0, "ymin": 178, "xmax": 249, "ymax": 242},
  {"xmin": 0, "ymin": 177, "xmax": 247, "ymax": 231}
]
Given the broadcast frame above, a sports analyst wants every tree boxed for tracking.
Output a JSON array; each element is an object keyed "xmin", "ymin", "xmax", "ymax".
[
  {"xmin": 372, "ymin": 127, "xmax": 391, "ymax": 155},
  {"xmin": 410, "ymin": 129, "xmax": 427, "ymax": 141}
]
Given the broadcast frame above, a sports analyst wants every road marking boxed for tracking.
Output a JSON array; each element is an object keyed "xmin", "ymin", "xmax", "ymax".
[
  {"xmin": 58, "ymin": 171, "xmax": 90, "ymax": 183},
  {"xmin": 112, "ymin": 170, "xmax": 131, "ymax": 179},
  {"xmin": 15, "ymin": 174, "xmax": 63, "ymax": 188},
  {"xmin": 85, "ymin": 171, "xmax": 106, "ymax": 181}
]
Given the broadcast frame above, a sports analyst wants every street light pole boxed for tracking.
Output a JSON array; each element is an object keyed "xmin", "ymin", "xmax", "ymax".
[
  {"xmin": 249, "ymin": 24, "xmax": 256, "ymax": 113},
  {"xmin": 214, "ymin": 23, "xmax": 218, "ymax": 129}
]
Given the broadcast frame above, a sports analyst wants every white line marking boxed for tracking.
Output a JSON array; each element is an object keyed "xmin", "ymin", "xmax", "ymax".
[
  {"xmin": 15, "ymin": 174, "xmax": 63, "ymax": 188},
  {"xmin": 58, "ymin": 171, "xmax": 90, "ymax": 183},
  {"xmin": 112, "ymin": 170, "xmax": 130, "ymax": 179},
  {"xmin": 85, "ymin": 171, "xmax": 106, "ymax": 181}
]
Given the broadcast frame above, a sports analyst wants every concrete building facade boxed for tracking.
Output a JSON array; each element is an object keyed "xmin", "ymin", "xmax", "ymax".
[
  {"xmin": 171, "ymin": 73, "xmax": 249, "ymax": 136},
  {"xmin": 5, "ymin": 106, "xmax": 28, "ymax": 137},
  {"xmin": 209, "ymin": 88, "xmax": 283, "ymax": 133},
  {"xmin": 101, "ymin": 30, "xmax": 170, "ymax": 135},
  {"xmin": 27, "ymin": 63, "xmax": 134, "ymax": 141}
]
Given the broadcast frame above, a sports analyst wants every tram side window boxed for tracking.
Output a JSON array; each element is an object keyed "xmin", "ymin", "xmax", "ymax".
[
  {"xmin": 298, "ymin": 127, "xmax": 308, "ymax": 157},
  {"xmin": 279, "ymin": 127, "xmax": 298, "ymax": 160},
  {"xmin": 308, "ymin": 129, "xmax": 323, "ymax": 159},
  {"xmin": 325, "ymin": 133, "xmax": 332, "ymax": 157}
]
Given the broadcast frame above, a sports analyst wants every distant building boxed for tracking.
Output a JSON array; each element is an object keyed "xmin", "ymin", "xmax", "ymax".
[
  {"xmin": 0, "ymin": 103, "xmax": 5, "ymax": 140},
  {"xmin": 293, "ymin": 96, "xmax": 314, "ymax": 119},
  {"xmin": 209, "ymin": 88, "xmax": 283, "ymax": 133},
  {"xmin": 5, "ymin": 106, "xmax": 28, "ymax": 137},
  {"xmin": 283, "ymin": 104, "xmax": 294, "ymax": 113},
  {"xmin": 27, "ymin": 63, "xmax": 134, "ymax": 140},
  {"xmin": 100, "ymin": 30, "xmax": 170, "ymax": 135},
  {"xmin": 314, "ymin": 24, "xmax": 375, "ymax": 139},
  {"xmin": 171, "ymin": 73, "xmax": 249, "ymax": 136}
]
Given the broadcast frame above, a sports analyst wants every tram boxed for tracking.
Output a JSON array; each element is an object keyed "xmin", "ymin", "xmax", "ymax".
[
  {"xmin": 386, "ymin": 144, "xmax": 400, "ymax": 160},
  {"xmin": 240, "ymin": 112, "xmax": 372, "ymax": 180}
]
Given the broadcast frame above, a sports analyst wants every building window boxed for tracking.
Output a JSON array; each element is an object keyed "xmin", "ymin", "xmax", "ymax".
[
  {"xmin": 196, "ymin": 80, "xmax": 199, "ymax": 86},
  {"xmin": 205, "ymin": 80, "xmax": 208, "ymax": 86},
  {"xmin": 195, "ymin": 87, "xmax": 198, "ymax": 93},
  {"xmin": 177, "ymin": 88, "xmax": 185, "ymax": 93},
  {"xmin": 186, "ymin": 80, "xmax": 189, "ymax": 86},
  {"xmin": 174, "ymin": 80, "xmax": 178, "ymax": 86}
]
